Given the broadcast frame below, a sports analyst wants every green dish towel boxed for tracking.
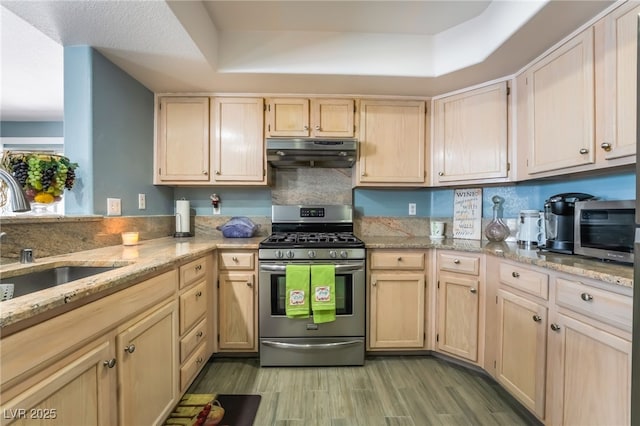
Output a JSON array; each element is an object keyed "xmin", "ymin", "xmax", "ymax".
[
  {"xmin": 285, "ymin": 264, "xmax": 310, "ymax": 318},
  {"xmin": 311, "ymin": 264, "xmax": 336, "ymax": 324}
]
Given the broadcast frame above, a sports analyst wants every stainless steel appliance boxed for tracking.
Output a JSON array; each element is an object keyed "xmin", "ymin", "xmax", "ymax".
[
  {"xmin": 574, "ymin": 199, "xmax": 635, "ymax": 264},
  {"xmin": 266, "ymin": 138, "xmax": 357, "ymax": 168},
  {"xmin": 542, "ymin": 193, "xmax": 594, "ymax": 254},
  {"xmin": 258, "ymin": 205, "xmax": 365, "ymax": 367}
]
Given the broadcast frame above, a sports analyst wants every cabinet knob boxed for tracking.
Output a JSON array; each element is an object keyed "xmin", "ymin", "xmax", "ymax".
[
  {"xmin": 203, "ymin": 171, "xmax": 208, "ymax": 175},
  {"xmin": 215, "ymin": 170, "xmax": 221, "ymax": 175},
  {"xmin": 361, "ymin": 171, "xmax": 366, "ymax": 177},
  {"xmin": 315, "ymin": 125, "xmax": 321, "ymax": 130},
  {"xmin": 579, "ymin": 148, "xmax": 589, "ymax": 154},
  {"xmin": 532, "ymin": 314, "xmax": 542, "ymax": 322},
  {"xmin": 469, "ymin": 287, "xmax": 477, "ymax": 294},
  {"xmin": 195, "ymin": 264, "xmax": 202, "ymax": 271},
  {"xmin": 303, "ymin": 125, "xmax": 309, "ymax": 130},
  {"xmin": 550, "ymin": 323, "xmax": 561, "ymax": 332},
  {"xmin": 453, "ymin": 259, "xmax": 460, "ymax": 264},
  {"xmin": 372, "ymin": 280, "xmax": 377, "ymax": 287},
  {"xmin": 232, "ymin": 256, "xmax": 238, "ymax": 262},
  {"xmin": 512, "ymin": 271, "xmax": 520, "ymax": 278},
  {"xmin": 196, "ymin": 331, "xmax": 203, "ymax": 338},
  {"xmin": 246, "ymin": 282, "xmax": 252, "ymax": 287},
  {"xmin": 438, "ymin": 172, "xmax": 444, "ymax": 176},
  {"xmin": 397, "ymin": 257, "xmax": 402, "ymax": 262},
  {"xmin": 124, "ymin": 344, "xmax": 136, "ymax": 354},
  {"xmin": 196, "ymin": 357, "xmax": 204, "ymax": 364},
  {"xmin": 600, "ymin": 142, "xmax": 612, "ymax": 151},
  {"xmin": 580, "ymin": 292, "xmax": 593, "ymax": 302},
  {"xmin": 196, "ymin": 291, "xmax": 203, "ymax": 297},
  {"xmin": 103, "ymin": 358, "xmax": 117, "ymax": 368}
]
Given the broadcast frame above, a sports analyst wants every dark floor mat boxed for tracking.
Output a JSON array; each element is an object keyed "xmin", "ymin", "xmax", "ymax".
[{"xmin": 215, "ymin": 394, "xmax": 261, "ymax": 426}]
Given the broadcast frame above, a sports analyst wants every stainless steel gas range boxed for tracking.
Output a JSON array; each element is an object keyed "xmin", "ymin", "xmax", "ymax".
[{"xmin": 258, "ymin": 205, "xmax": 365, "ymax": 367}]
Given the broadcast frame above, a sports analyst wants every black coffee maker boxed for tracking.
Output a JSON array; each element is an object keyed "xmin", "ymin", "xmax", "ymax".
[{"xmin": 543, "ymin": 193, "xmax": 594, "ymax": 254}]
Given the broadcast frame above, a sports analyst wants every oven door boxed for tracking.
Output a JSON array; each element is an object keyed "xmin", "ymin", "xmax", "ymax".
[{"xmin": 258, "ymin": 261, "xmax": 365, "ymax": 338}]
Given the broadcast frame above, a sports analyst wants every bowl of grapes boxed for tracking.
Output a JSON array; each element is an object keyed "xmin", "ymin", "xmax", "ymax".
[{"xmin": 1, "ymin": 151, "xmax": 78, "ymax": 215}]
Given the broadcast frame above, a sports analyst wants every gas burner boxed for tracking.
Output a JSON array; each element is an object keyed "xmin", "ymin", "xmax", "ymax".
[{"xmin": 261, "ymin": 232, "xmax": 364, "ymax": 247}]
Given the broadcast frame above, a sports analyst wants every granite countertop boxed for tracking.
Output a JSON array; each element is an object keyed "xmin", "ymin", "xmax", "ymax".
[
  {"xmin": 363, "ymin": 236, "xmax": 633, "ymax": 288},
  {"xmin": 0, "ymin": 236, "xmax": 263, "ymax": 330},
  {"xmin": 1, "ymin": 234, "xmax": 633, "ymax": 331}
]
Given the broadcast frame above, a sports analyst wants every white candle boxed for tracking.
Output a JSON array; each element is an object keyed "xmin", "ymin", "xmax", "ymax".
[{"xmin": 121, "ymin": 232, "xmax": 139, "ymax": 246}]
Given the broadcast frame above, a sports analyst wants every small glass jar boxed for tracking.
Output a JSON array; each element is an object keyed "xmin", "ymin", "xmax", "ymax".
[{"xmin": 485, "ymin": 195, "xmax": 510, "ymax": 242}]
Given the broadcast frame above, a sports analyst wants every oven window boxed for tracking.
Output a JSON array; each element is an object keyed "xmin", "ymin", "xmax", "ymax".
[{"xmin": 270, "ymin": 273, "xmax": 353, "ymax": 316}]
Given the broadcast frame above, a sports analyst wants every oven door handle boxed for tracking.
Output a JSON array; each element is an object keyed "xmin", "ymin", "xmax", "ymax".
[
  {"xmin": 259, "ymin": 264, "xmax": 363, "ymax": 272},
  {"xmin": 261, "ymin": 340, "xmax": 363, "ymax": 350}
]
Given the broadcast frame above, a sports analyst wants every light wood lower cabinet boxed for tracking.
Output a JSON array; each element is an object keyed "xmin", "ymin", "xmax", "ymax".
[
  {"xmin": 0, "ymin": 271, "xmax": 179, "ymax": 426},
  {"xmin": 117, "ymin": 301, "xmax": 179, "ymax": 426},
  {"xmin": 496, "ymin": 289, "xmax": 547, "ymax": 419},
  {"xmin": 546, "ymin": 312, "xmax": 631, "ymax": 426},
  {"xmin": 217, "ymin": 250, "xmax": 258, "ymax": 351},
  {"xmin": 367, "ymin": 250, "xmax": 427, "ymax": 350},
  {"xmin": 436, "ymin": 251, "xmax": 483, "ymax": 363}
]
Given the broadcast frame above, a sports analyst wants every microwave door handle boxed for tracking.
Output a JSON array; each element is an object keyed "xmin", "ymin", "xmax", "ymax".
[{"xmin": 259, "ymin": 264, "xmax": 363, "ymax": 272}]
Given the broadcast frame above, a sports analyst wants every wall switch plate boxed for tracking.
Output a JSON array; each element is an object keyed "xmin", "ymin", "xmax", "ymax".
[
  {"xmin": 107, "ymin": 198, "xmax": 121, "ymax": 216},
  {"xmin": 408, "ymin": 203, "xmax": 417, "ymax": 216},
  {"xmin": 138, "ymin": 193, "xmax": 146, "ymax": 210}
]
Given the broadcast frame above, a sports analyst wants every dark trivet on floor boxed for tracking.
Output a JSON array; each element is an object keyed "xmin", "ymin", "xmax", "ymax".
[{"xmin": 216, "ymin": 394, "xmax": 262, "ymax": 426}]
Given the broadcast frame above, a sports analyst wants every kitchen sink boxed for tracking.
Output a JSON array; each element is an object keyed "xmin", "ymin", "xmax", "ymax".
[{"xmin": 0, "ymin": 265, "xmax": 122, "ymax": 300}]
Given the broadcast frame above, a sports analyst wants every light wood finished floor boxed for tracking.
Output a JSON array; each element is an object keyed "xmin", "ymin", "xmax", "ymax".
[{"xmin": 187, "ymin": 356, "xmax": 539, "ymax": 426}]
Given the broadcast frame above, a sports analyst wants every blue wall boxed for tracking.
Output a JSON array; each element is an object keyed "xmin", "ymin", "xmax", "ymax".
[
  {"xmin": 64, "ymin": 46, "xmax": 173, "ymax": 215},
  {"xmin": 174, "ymin": 187, "xmax": 272, "ymax": 217},
  {"xmin": 0, "ymin": 121, "xmax": 63, "ymax": 137},
  {"xmin": 354, "ymin": 171, "xmax": 636, "ymax": 219}
]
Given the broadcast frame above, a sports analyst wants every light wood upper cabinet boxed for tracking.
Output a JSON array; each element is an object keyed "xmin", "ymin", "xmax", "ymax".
[
  {"xmin": 357, "ymin": 100, "xmax": 427, "ymax": 185},
  {"xmin": 525, "ymin": 28, "xmax": 595, "ymax": 174},
  {"xmin": 156, "ymin": 97, "xmax": 210, "ymax": 182},
  {"xmin": 211, "ymin": 97, "xmax": 265, "ymax": 183},
  {"xmin": 599, "ymin": 2, "xmax": 639, "ymax": 161},
  {"xmin": 433, "ymin": 82, "xmax": 509, "ymax": 184},
  {"xmin": 266, "ymin": 98, "xmax": 355, "ymax": 138}
]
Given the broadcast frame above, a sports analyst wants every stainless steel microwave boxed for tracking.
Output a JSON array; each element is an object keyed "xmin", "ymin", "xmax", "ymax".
[{"xmin": 574, "ymin": 200, "xmax": 635, "ymax": 264}]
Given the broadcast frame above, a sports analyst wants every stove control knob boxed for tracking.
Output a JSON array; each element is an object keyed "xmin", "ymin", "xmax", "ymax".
[
  {"xmin": 286, "ymin": 250, "xmax": 295, "ymax": 259},
  {"xmin": 340, "ymin": 250, "xmax": 348, "ymax": 259},
  {"xmin": 274, "ymin": 250, "xmax": 284, "ymax": 259},
  {"xmin": 329, "ymin": 250, "xmax": 338, "ymax": 258},
  {"xmin": 307, "ymin": 250, "xmax": 317, "ymax": 259}
]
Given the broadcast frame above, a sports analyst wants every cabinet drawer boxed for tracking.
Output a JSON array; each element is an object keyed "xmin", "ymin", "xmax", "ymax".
[
  {"xmin": 438, "ymin": 253, "xmax": 480, "ymax": 276},
  {"xmin": 218, "ymin": 252, "xmax": 255, "ymax": 270},
  {"xmin": 180, "ymin": 342, "xmax": 208, "ymax": 392},
  {"xmin": 180, "ymin": 257, "xmax": 207, "ymax": 289},
  {"xmin": 180, "ymin": 318, "xmax": 207, "ymax": 363},
  {"xmin": 499, "ymin": 263, "xmax": 549, "ymax": 300},
  {"xmin": 556, "ymin": 278, "xmax": 632, "ymax": 331},
  {"xmin": 370, "ymin": 251, "xmax": 424, "ymax": 270},
  {"xmin": 179, "ymin": 280, "xmax": 207, "ymax": 334}
]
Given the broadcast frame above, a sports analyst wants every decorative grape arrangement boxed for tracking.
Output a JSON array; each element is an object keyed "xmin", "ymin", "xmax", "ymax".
[{"xmin": 1, "ymin": 151, "xmax": 78, "ymax": 205}]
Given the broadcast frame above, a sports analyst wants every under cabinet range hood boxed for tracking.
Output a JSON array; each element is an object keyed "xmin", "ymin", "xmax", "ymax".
[{"xmin": 266, "ymin": 138, "xmax": 357, "ymax": 168}]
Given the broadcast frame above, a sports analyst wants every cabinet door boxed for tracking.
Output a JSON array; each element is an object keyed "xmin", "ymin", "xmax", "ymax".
[
  {"xmin": 311, "ymin": 98, "xmax": 355, "ymax": 137},
  {"xmin": 546, "ymin": 312, "xmax": 631, "ymax": 426},
  {"xmin": 267, "ymin": 98, "xmax": 310, "ymax": 137},
  {"xmin": 358, "ymin": 100, "xmax": 426, "ymax": 184},
  {"xmin": 496, "ymin": 289, "xmax": 547, "ymax": 419},
  {"xmin": 211, "ymin": 97, "xmax": 266, "ymax": 183},
  {"xmin": 117, "ymin": 301, "xmax": 178, "ymax": 426},
  {"xmin": 218, "ymin": 272, "xmax": 256, "ymax": 351},
  {"xmin": 526, "ymin": 29, "xmax": 595, "ymax": 174},
  {"xmin": 433, "ymin": 82, "xmax": 508, "ymax": 183},
  {"xmin": 437, "ymin": 273, "xmax": 479, "ymax": 361},
  {"xmin": 157, "ymin": 97, "xmax": 210, "ymax": 182},
  {"xmin": 369, "ymin": 273, "xmax": 425, "ymax": 349},
  {"xmin": 2, "ymin": 339, "xmax": 116, "ymax": 426},
  {"xmin": 601, "ymin": 2, "xmax": 639, "ymax": 160}
]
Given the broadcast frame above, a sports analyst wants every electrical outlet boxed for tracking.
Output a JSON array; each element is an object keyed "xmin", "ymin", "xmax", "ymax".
[
  {"xmin": 213, "ymin": 206, "xmax": 221, "ymax": 215},
  {"xmin": 107, "ymin": 198, "xmax": 121, "ymax": 216},
  {"xmin": 408, "ymin": 203, "xmax": 417, "ymax": 216},
  {"xmin": 138, "ymin": 193, "xmax": 146, "ymax": 210}
]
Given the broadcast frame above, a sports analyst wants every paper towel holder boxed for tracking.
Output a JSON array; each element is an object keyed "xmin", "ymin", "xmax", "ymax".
[{"xmin": 174, "ymin": 198, "xmax": 194, "ymax": 238}]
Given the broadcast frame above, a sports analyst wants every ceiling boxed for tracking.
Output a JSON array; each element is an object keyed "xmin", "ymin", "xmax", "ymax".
[{"xmin": 0, "ymin": 0, "xmax": 616, "ymax": 121}]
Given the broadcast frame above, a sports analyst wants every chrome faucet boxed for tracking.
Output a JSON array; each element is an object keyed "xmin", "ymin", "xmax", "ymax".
[{"xmin": 0, "ymin": 168, "xmax": 31, "ymax": 212}]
